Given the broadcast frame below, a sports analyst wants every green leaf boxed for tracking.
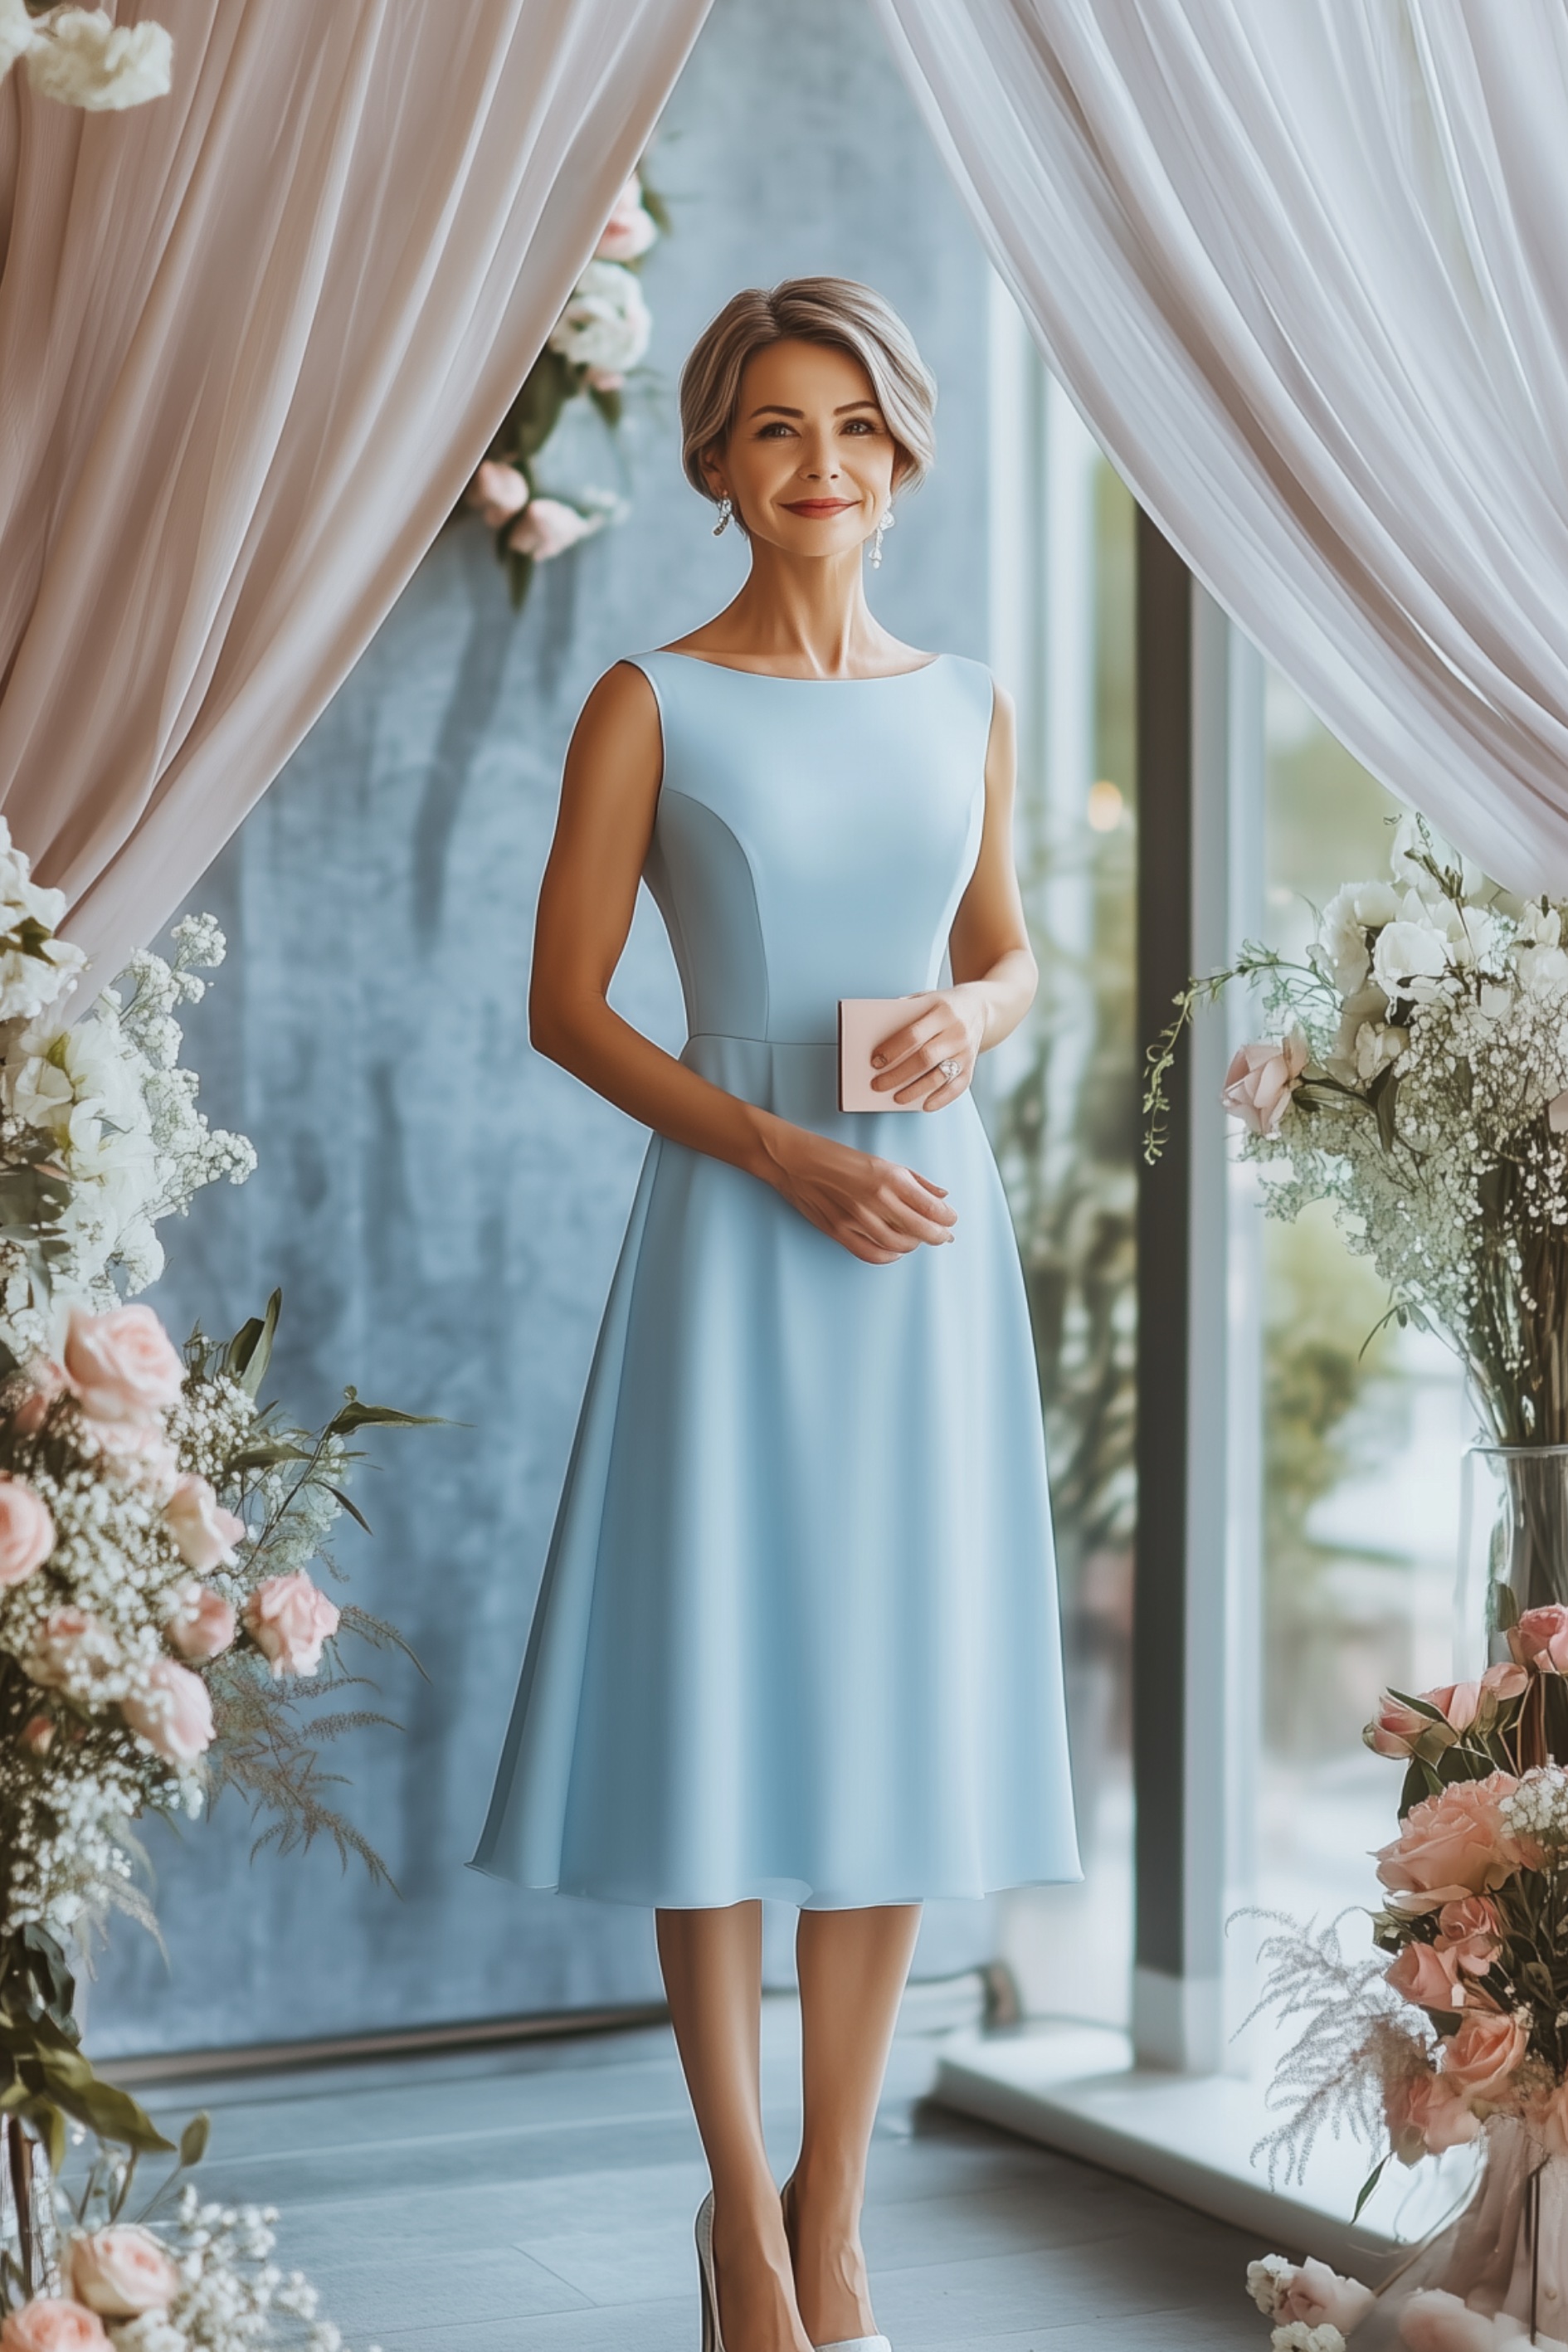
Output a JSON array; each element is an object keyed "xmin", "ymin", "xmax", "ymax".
[
  {"xmin": 1369, "ymin": 1064, "xmax": 1401, "ymax": 1153},
  {"xmin": 325, "ymin": 1485, "xmax": 373, "ymax": 1536},
  {"xmin": 35, "ymin": 2053, "xmax": 174, "ymax": 2153},
  {"xmin": 1399, "ymin": 1756, "xmax": 1431, "ymax": 1818},
  {"xmin": 1492, "ymin": 1580, "xmax": 1522, "ymax": 1635},
  {"xmin": 587, "ymin": 383, "xmax": 623, "ymax": 430},
  {"xmin": 178, "ymin": 2111, "xmax": 210, "ymax": 2169},
  {"xmin": 226, "ymin": 1291, "xmax": 281, "ymax": 1398},
  {"xmin": 1352, "ymin": 2152, "xmax": 1390, "ymax": 2220},
  {"xmin": 227, "ymin": 1440, "xmax": 313, "ymax": 1473},
  {"xmin": 327, "ymin": 1395, "xmax": 446, "ymax": 1435},
  {"xmin": 506, "ymin": 548, "xmax": 535, "ymax": 613}
]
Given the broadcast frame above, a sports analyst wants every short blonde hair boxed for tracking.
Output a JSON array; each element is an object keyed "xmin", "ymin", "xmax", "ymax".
[{"xmin": 679, "ymin": 278, "xmax": 937, "ymax": 509}]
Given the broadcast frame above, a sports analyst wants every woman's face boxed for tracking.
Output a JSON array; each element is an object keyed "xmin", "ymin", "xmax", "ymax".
[{"xmin": 705, "ymin": 338, "xmax": 901, "ymax": 560}]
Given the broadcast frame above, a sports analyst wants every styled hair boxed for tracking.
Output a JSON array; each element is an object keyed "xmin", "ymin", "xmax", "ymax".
[{"xmin": 679, "ymin": 277, "xmax": 937, "ymax": 509}]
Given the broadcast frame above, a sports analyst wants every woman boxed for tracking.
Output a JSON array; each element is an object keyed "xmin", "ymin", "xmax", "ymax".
[{"xmin": 472, "ymin": 278, "xmax": 1079, "ymax": 2352}]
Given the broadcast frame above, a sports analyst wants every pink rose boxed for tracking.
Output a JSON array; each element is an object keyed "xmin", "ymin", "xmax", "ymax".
[
  {"xmin": 585, "ymin": 367, "xmax": 625, "ymax": 394},
  {"xmin": 1482, "ymin": 1659, "xmax": 1529, "ymax": 1702},
  {"xmin": 1384, "ymin": 2069, "xmax": 1480, "ymax": 2164},
  {"xmin": 508, "ymin": 498, "xmax": 593, "ymax": 562},
  {"xmin": 1512, "ymin": 1604, "xmax": 1568, "ymax": 1673},
  {"xmin": 0, "ymin": 2302, "xmax": 110, "ymax": 2352},
  {"xmin": 85, "ymin": 1419, "xmax": 179, "ymax": 1493},
  {"xmin": 1366, "ymin": 1689, "xmax": 1449, "ymax": 1758},
  {"xmin": 594, "ymin": 176, "xmax": 656, "ymax": 262},
  {"xmin": 1436, "ymin": 1895, "xmax": 1503, "ymax": 1975},
  {"xmin": 121, "ymin": 1659, "xmax": 213, "ymax": 1765},
  {"xmin": 163, "ymin": 1475, "xmax": 244, "ymax": 1573},
  {"xmin": 165, "ymin": 1581, "xmax": 236, "ymax": 1663},
  {"xmin": 11, "ymin": 1360, "xmax": 65, "ymax": 1437},
  {"xmin": 1385, "ymin": 1937, "xmax": 1463, "ymax": 2011},
  {"xmin": 1220, "ymin": 1030, "xmax": 1307, "ymax": 1138},
  {"xmin": 0, "ymin": 1478, "xmax": 53, "ymax": 1585},
  {"xmin": 66, "ymin": 2228, "xmax": 178, "ymax": 2319},
  {"xmin": 25, "ymin": 1609, "xmax": 114, "ymax": 1693},
  {"xmin": 1399, "ymin": 2291, "xmax": 1499, "ymax": 2351},
  {"xmin": 242, "ymin": 1573, "xmax": 339, "ymax": 1678},
  {"xmin": 18, "ymin": 1717, "xmax": 53, "ymax": 1756},
  {"xmin": 62, "ymin": 1306, "xmax": 183, "ymax": 1424},
  {"xmin": 1440, "ymin": 2007, "xmax": 1527, "ymax": 2101},
  {"xmin": 465, "ymin": 460, "xmax": 529, "ymax": 531},
  {"xmin": 1275, "ymin": 2257, "xmax": 1376, "ymax": 2334},
  {"xmin": 1376, "ymin": 1772, "xmax": 1531, "ymax": 1910}
]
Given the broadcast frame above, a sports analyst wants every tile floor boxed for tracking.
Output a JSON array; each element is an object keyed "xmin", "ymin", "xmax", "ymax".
[{"xmin": 121, "ymin": 2002, "xmax": 1267, "ymax": 2350}]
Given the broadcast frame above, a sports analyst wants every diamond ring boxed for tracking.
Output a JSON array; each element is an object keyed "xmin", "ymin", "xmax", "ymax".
[{"xmin": 938, "ymin": 1057, "xmax": 962, "ymax": 1082}]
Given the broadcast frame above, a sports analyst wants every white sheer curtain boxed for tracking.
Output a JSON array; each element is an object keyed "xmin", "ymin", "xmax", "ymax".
[
  {"xmin": 0, "ymin": 0, "xmax": 713, "ymax": 981},
  {"xmin": 874, "ymin": 0, "xmax": 1568, "ymax": 893}
]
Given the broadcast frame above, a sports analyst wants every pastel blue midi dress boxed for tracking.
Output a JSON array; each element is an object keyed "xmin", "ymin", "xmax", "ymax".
[{"xmin": 470, "ymin": 650, "xmax": 1080, "ymax": 1908}]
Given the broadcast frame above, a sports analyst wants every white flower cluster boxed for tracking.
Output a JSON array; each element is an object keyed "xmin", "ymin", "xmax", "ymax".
[
  {"xmin": 41, "ymin": 2189, "xmax": 381, "ymax": 2352},
  {"xmin": 0, "ymin": 1727, "xmax": 178, "ymax": 1929},
  {"xmin": 1270, "ymin": 2329, "xmax": 1345, "ymax": 2352},
  {"xmin": 548, "ymin": 259, "xmax": 653, "ymax": 377},
  {"xmin": 1502, "ymin": 1765, "xmax": 1568, "ymax": 1847},
  {"xmin": 0, "ymin": 817, "xmax": 86, "ymax": 1025},
  {"xmin": 0, "ymin": 0, "xmax": 172, "ymax": 110},
  {"xmin": 129, "ymin": 2189, "xmax": 373, "ymax": 2352},
  {"xmin": 1229, "ymin": 815, "xmax": 1568, "ymax": 1432},
  {"xmin": 0, "ymin": 912, "xmax": 256, "ymax": 1355}
]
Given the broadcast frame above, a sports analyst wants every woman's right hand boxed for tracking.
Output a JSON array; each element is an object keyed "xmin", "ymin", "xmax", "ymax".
[{"xmin": 757, "ymin": 1119, "xmax": 957, "ymax": 1264}]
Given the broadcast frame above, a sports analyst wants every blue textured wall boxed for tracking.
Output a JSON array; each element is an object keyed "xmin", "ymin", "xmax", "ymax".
[{"xmin": 90, "ymin": 0, "xmax": 999, "ymax": 2056}]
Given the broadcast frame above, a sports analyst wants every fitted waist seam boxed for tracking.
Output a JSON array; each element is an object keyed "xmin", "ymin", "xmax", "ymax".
[{"xmin": 683, "ymin": 1030, "xmax": 838, "ymax": 1052}]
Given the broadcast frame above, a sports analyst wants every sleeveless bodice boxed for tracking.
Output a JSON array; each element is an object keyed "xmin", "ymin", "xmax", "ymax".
[{"xmin": 633, "ymin": 652, "xmax": 993, "ymax": 1046}]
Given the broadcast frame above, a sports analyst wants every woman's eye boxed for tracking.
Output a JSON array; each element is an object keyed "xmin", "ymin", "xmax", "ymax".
[{"xmin": 757, "ymin": 422, "xmax": 794, "ymax": 438}]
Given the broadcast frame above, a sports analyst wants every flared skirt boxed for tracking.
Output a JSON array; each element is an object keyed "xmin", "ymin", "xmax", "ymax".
[{"xmin": 470, "ymin": 1035, "xmax": 1080, "ymax": 1907}]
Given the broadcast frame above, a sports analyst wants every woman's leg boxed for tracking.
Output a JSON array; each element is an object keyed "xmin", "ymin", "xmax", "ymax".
[
  {"xmin": 786, "ymin": 1905, "xmax": 923, "ymax": 2346},
  {"xmin": 657, "ymin": 1903, "xmax": 813, "ymax": 2352}
]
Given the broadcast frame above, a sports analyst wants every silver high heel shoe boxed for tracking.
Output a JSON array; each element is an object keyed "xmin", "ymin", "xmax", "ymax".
[{"xmin": 695, "ymin": 2191, "xmax": 724, "ymax": 2352}]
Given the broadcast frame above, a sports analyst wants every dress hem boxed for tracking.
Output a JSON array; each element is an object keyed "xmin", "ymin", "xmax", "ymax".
[{"xmin": 465, "ymin": 1853, "xmax": 1085, "ymax": 1908}]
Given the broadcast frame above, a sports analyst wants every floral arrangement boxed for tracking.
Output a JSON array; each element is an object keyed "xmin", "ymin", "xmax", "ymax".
[
  {"xmin": 0, "ymin": 825, "xmax": 426, "ymax": 2340},
  {"xmin": 1238, "ymin": 1606, "xmax": 1568, "ymax": 2347},
  {"xmin": 0, "ymin": 2110, "xmax": 377, "ymax": 2352},
  {"xmin": 1146, "ymin": 815, "xmax": 1568, "ymax": 1444},
  {"xmin": 462, "ymin": 168, "xmax": 664, "ymax": 610},
  {"xmin": 0, "ymin": 0, "xmax": 171, "ymax": 110}
]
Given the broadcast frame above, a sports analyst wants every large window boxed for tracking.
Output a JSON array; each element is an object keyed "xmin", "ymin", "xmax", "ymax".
[{"xmin": 1251, "ymin": 674, "xmax": 1468, "ymax": 1934}]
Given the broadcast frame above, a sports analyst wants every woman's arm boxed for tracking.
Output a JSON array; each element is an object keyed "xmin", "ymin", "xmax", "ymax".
[
  {"xmin": 868, "ymin": 682, "xmax": 1037, "ymax": 1108},
  {"xmin": 529, "ymin": 663, "xmax": 958, "ymax": 1264}
]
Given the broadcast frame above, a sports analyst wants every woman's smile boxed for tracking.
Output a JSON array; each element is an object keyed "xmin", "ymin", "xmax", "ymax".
[{"xmin": 782, "ymin": 495, "xmax": 857, "ymax": 515}]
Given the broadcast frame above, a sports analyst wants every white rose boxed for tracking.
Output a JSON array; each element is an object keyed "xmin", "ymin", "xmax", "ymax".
[
  {"xmin": 1317, "ymin": 880, "xmax": 1403, "ymax": 996},
  {"xmin": 548, "ymin": 261, "xmax": 652, "ymax": 376},
  {"xmin": 0, "ymin": 937, "xmax": 86, "ymax": 1024},
  {"xmin": 5, "ymin": 1050, "xmax": 75, "ymax": 1139},
  {"xmin": 1372, "ymin": 918, "xmax": 1450, "ymax": 1005},
  {"xmin": 0, "ymin": 0, "xmax": 35, "ymax": 78},
  {"xmin": 1390, "ymin": 811, "xmax": 1463, "ymax": 901},
  {"xmin": 1353, "ymin": 1020, "xmax": 1406, "ymax": 1083}
]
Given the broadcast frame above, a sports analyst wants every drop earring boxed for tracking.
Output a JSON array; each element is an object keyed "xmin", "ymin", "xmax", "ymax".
[
  {"xmin": 712, "ymin": 494, "xmax": 733, "ymax": 537},
  {"xmin": 869, "ymin": 505, "xmax": 897, "ymax": 568}
]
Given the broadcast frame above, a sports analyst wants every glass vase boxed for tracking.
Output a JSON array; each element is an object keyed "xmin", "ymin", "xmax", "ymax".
[
  {"xmin": 1460, "ymin": 1444, "xmax": 1568, "ymax": 1762},
  {"xmin": 0, "ymin": 2115, "xmax": 58, "ymax": 2306},
  {"xmin": 1348, "ymin": 2116, "xmax": 1568, "ymax": 2346}
]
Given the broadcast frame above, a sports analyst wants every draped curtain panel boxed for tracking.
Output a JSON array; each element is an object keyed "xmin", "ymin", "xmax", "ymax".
[
  {"xmin": 0, "ymin": 0, "xmax": 713, "ymax": 981},
  {"xmin": 874, "ymin": 0, "xmax": 1568, "ymax": 894}
]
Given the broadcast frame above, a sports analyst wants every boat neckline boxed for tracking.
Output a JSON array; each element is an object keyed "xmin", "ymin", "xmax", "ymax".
[{"xmin": 650, "ymin": 650, "xmax": 946, "ymax": 683}]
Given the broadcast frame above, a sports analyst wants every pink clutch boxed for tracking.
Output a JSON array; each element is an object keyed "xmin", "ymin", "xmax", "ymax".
[{"xmin": 837, "ymin": 994, "xmax": 941, "ymax": 1113}]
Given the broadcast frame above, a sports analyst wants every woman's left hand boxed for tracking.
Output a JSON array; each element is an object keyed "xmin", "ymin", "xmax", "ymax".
[{"xmin": 869, "ymin": 987, "xmax": 986, "ymax": 1110}]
